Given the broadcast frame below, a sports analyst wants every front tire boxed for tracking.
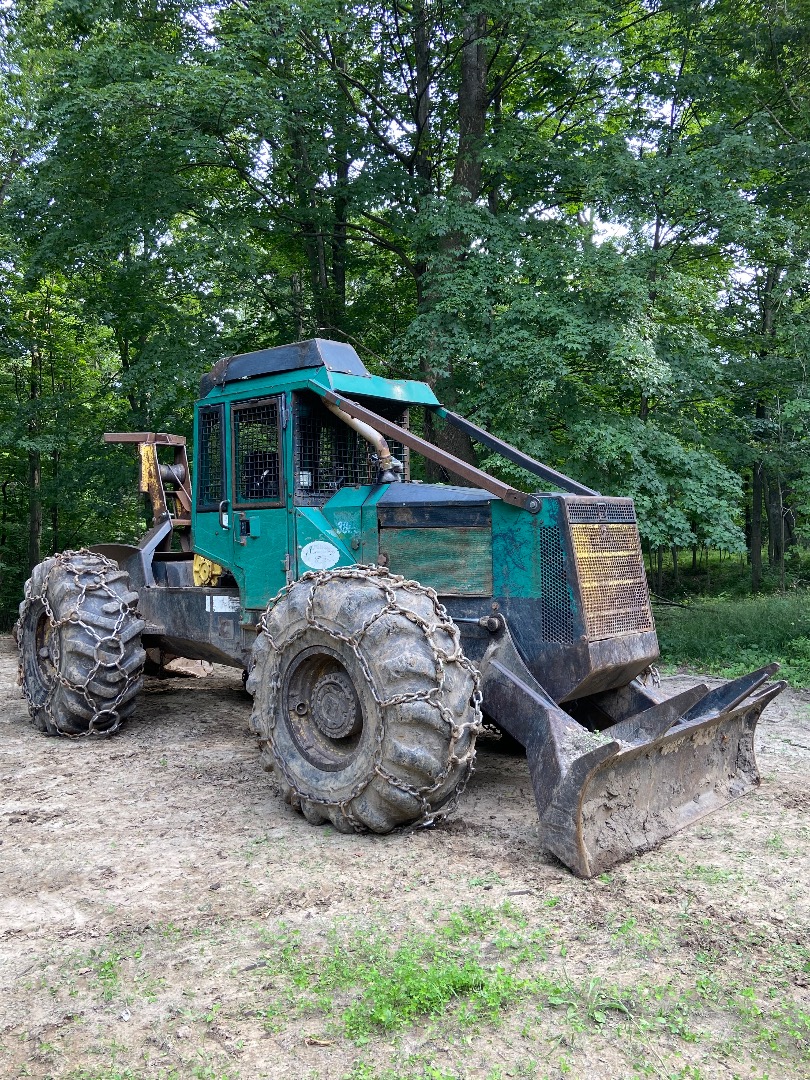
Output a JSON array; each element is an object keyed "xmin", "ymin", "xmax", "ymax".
[
  {"xmin": 16, "ymin": 551, "xmax": 145, "ymax": 736},
  {"xmin": 247, "ymin": 567, "xmax": 481, "ymax": 832}
]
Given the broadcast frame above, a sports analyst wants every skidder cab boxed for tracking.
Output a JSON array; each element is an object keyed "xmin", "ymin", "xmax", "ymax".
[{"xmin": 16, "ymin": 339, "xmax": 786, "ymax": 877}]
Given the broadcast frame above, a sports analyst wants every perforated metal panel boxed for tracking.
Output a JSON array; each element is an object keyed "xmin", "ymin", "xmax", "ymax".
[
  {"xmin": 570, "ymin": 521, "xmax": 654, "ymax": 641},
  {"xmin": 566, "ymin": 499, "xmax": 637, "ymax": 524},
  {"xmin": 538, "ymin": 526, "xmax": 574, "ymax": 644},
  {"xmin": 197, "ymin": 406, "xmax": 224, "ymax": 508},
  {"xmin": 233, "ymin": 399, "xmax": 281, "ymax": 506}
]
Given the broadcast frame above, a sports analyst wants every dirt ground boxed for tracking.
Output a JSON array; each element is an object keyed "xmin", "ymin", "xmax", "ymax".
[{"xmin": 1, "ymin": 633, "xmax": 808, "ymax": 1080}]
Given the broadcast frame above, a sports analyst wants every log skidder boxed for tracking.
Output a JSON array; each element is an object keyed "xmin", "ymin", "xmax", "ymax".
[
  {"xmin": 16, "ymin": 551, "xmax": 145, "ymax": 736},
  {"xmin": 247, "ymin": 567, "xmax": 481, "ymax": 833},
  {"xmin": 13, "ymin": 338, "xmax": 788, "ymax": 876}
]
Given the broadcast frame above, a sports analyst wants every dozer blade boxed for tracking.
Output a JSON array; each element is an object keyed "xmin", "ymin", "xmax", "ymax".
[{"xmin": 479, "ymin": 632, "xmax": 787, "ymax": 878}]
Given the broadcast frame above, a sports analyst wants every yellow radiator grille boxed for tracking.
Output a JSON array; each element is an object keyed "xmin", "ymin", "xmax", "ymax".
[{"xmin": 570, "ymin": 523, "xmax": 654, "ymax": 641}]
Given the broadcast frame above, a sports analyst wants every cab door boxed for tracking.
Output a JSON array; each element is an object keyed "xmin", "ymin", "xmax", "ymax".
[
  {"xmin": 192, "ymin": 401, "xmax": 231, "ymax": 570},
  {"xmin": 192, "ymin": 394, "xmax": 291, "ymax": 609},
  {"xmin": 228, "ymin": 394, "xmax": 291, "ymax": 608}
]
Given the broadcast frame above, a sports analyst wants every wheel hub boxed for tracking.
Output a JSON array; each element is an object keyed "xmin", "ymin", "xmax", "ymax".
[
  {"xmin": 308, "ymin": 671, "xmax": 361, "ymax": 739},
  {"xmin": 283, "ymin": 646, "xmax": 367, "ymax": 770}
]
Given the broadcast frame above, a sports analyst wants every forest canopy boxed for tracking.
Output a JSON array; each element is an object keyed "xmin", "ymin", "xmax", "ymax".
[{"xmin": 1, "ymin": 0, "xmax": 809, "ymax": 623}]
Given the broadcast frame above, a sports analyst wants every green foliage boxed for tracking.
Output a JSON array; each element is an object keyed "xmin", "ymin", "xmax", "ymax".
[
  {"xmin": 657, "ymin": 591, "xmax": 810, "ymax": 686},
  {"xmin": 1, "ymin": 0, "xmax": 810, "ymax": 624}
]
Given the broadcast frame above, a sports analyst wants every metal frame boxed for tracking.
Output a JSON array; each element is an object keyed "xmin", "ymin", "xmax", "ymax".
[{"xmin": 103, "ymin": 432, "xmax": 192, "ymax": 552}]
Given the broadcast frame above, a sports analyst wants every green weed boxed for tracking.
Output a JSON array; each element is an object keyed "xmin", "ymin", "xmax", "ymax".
[
  {"xmin": 67, "ymin": 949, "xmax": 125, "ymax": 1001},
  {"xmin": 342, "ymin": 948, "xmax": 520, "ymax": 1040},
  {"xmin": 467, "ymin": 870, "xmax": 505, "ymax": 888},
  {"xmin": 342, "ymin": 1065, "xmax": 460, "ymax": 1080},
  {"xmin": 68, "ymin": 1069, "xmax": 181, "ymax": 1080}
]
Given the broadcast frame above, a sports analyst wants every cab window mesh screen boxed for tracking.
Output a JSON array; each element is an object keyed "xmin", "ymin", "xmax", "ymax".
[
  {"xmin": 197, "ymin": 406, "xmax": 224, "ymax": 507},
  {"xmin": 294, "ymin": 394, "xmax": 407, "ymax": 506},
  {"xmin": 234, "ymin": 400, "xmax": 280, "ymax": 504}
]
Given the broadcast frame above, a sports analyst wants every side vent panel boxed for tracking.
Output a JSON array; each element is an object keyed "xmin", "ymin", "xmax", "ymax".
[{"xmin": 537, "ymin": 526, "xmax": 574, "ymax": 644}]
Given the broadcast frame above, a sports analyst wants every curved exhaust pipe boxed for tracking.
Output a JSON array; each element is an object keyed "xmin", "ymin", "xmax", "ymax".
[{"xmin": 324, "ymin": 399, "xmax": 396, "ymax": 478}]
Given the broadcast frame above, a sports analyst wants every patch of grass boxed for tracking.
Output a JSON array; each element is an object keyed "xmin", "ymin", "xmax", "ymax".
[
  {"xmin": 68, "ymin": 1069, "xmax": 179, "ymax": 1080},
  {"xmin": 656, "ymin": 590, "xmax": 810, "ymax": 686},
  {"xmin": 681, "ymin": 864, "xmax": 736, "ymax": 885},
  {"xmin": 342, "ymin": 948, "xmax": 520, "ymax": 1041},
  {"xmin": 44, "ymin": 901, "xmax": 810, "ymax": 1079},
  {"xmin": 68, "ymin": 1060, "xmax": 238, "ymax": 1080},
  {"xmin": 467, "ymin": 870, "xmax": 505, "ymax": 888},
  {"xmin": 257, "ymin": 903, "xmax": 530, "ymax": 1042},
  {"xmin": 257, "ymin": 902, "xmax": 808, "ymax": 1068},
  {"xmin": 69, "ymin": 1071, "xmax": 144, "ymax": 1080},
  {"xmin": 609, "ymin": 915, "xmax": 672, "ymax": 957},
  {"xmin": 64, "ymin": 948, "xmax": 125, "ymax": 1001},
  {"xmin": 342, "ymin": 1065, "xmax": 460, "ymax": 1080}
]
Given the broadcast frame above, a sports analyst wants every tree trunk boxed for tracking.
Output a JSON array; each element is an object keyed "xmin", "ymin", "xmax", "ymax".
[
  {"xmin": 414, "ymin": 0, "xmax": 432, "ymax": 187},
  {"xmin": 51, "ymin": 451, "xmax": 60, "ymax": 552},
  {"xmin": 0, "ymin": 479, "xmax": 11, "ymax": 550},
  {"xmin": 419, "ymin": 8, "xmax": 489, "ymax": 473},
  {"xmin": 332, "ymin": 138, "xmax": 349, "ymax": 329},
  {"xmin": 291, "ymin": 274, "xmax": 305, "ymax": 339},
  {"xmin": 28, "ymin": 343, "xmax": 42, "ymax": 572},
  {"xmin": 752, "ymin": 268, "xmax": 778, "ymax": 586},
  {"xmin": 773, "ymin": 475, "xmax": 785, "ymax": 592},
  {"xmin": 744, "ymin": 474, "xmax": 751, "ymax": 560},
  {"xmin": 767, "ymin": 473, "xmax": 784, "ymax": 569},
  {"xmin": 28, "ymin": 449, "xmax": 41, "ymax": 571},
  {"xmin": 452, "ymin": 11, "xmax": 488, "ymax": 200},
  {"xmin": 423, "ymin": 410, "xmax": 479, "ymax": 483},
  {"xmin": 751, "ymin": 462, "xmax": 763, "ymax": 592},
  {"xmin": 487, "ymin": 87, "xmax": 501, "ymax": 215},
  {"xmin": 766, "ymin": 473, "xmax": 775, "ymax": 566}
]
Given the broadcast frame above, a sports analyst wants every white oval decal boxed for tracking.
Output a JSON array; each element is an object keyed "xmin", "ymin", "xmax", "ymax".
[{"xmin": 300, "ymin": 540, "xmax": 341, "ymax": 570}]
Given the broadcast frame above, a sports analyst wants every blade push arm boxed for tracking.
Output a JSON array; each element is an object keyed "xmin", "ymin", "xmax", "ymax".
[
  {"xmin": 437, "ymin": 408, "xmax": 598, "ymax": 496},
  {"xmin": 319, "ymin": 390, "xmax": 541, "ymax": 512}
]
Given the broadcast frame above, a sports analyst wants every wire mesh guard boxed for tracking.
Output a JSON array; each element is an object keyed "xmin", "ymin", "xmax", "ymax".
[
  {"xmin": 197, "ymin": 406, "xmax": 224, "ymax": 506},
  {"xmin": 294, "ymin": 394, "xmax": 407, "ymax": 505},
  {"xmin": 234, "ymin": 400, "xmax": 281, "ymax": 504}
]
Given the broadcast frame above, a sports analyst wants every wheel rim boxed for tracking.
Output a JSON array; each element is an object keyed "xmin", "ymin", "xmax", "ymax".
[{"xmin": 283, "ymin": 646, "xmax": 364, "ymax": 771}]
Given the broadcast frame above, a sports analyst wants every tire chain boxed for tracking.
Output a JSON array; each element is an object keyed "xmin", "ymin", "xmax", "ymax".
[
  {"xmin": 16, "ymin": 549, "xmax": 144, "ymax": 736},
  {"xmin": 250, "ymin": 565, "xmax": 483, "ymax": 831}
]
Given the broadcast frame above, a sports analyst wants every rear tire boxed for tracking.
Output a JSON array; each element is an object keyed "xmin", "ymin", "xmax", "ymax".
[
  {"xmin": 16, "ymin": 551, "xmax": 145, "ymax": 736},
  {"xmin": 247, "ymin": 567, "xmax": 481, "ymax": 832}
]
